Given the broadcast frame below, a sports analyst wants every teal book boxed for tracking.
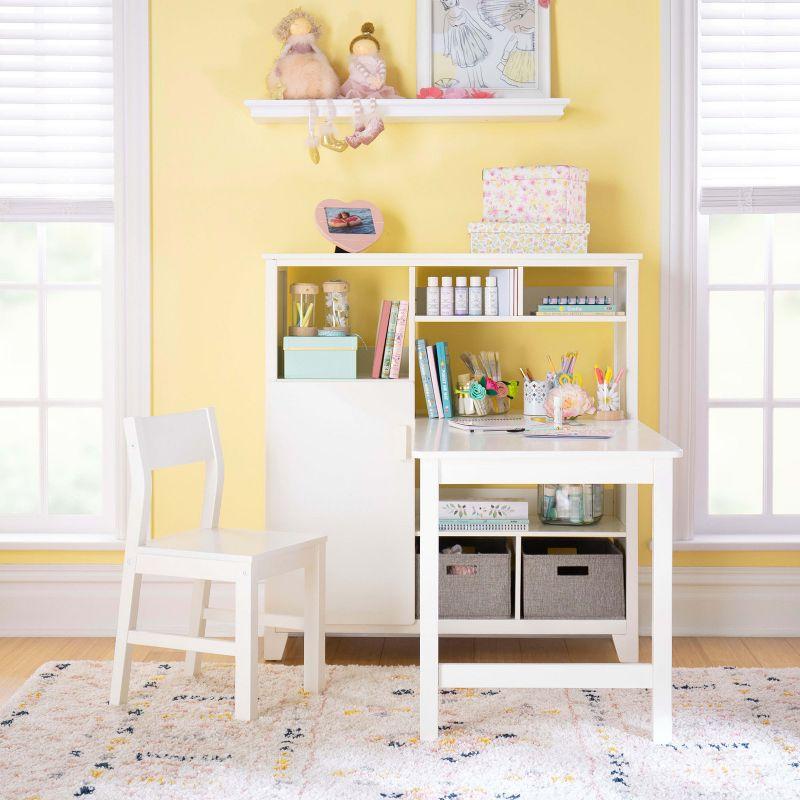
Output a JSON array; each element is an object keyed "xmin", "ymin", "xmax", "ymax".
[
  {"xmin": 416, "ymin": 338, "xmax": 437, "ymax": 418},
  {"xmin": 381, "ymin": 301, "xmax": 399, "ymax": 378},
  {"xmin": 435, "ymin": 340, "xmax": 454, "ymax": 418}
]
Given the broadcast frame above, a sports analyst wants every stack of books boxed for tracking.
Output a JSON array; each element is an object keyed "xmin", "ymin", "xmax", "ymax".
[
  {"xmin": 416, "ymin": 338, "xmax": 454, "ymax": 418},
  {"xmin": 371, "ymin": 300, "xmax": 409, "ymax": 379},
  {"xmin": 438, "ymin": 499, "xmax": 529, "ymax": 532}
]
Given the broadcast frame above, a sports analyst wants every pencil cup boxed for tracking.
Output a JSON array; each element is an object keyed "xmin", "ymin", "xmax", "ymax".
[
  {"xmin": 524, "ymin": 379, "xmax": 550, "ymax": 416},
  {"xmin": 595, "ymin": 384, "xmax": 624, "ymax": 421}
]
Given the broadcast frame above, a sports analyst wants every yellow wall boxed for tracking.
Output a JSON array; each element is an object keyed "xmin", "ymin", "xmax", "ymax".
[{"xmin": 3, "ymin": 0, "xmax": 796, "ymax": 567}]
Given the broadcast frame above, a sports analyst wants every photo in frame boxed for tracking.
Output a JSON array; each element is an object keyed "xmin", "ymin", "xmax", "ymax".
[{"xmin": 416, "ymin": 0, "xmax": 551, "ymax": 97}]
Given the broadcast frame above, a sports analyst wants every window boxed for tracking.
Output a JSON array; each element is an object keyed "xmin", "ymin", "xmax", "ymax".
[
  {"xmin": 0, "ymin": 1, "xmax": 149, "ymax": 541},
  {"xmin": 663, "ymin": 0, "xmax": 800, "ymax": 545}
]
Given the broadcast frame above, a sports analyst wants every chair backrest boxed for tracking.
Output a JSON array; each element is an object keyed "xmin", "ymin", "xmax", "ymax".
[{"xmin": 123, "ymin": 407, "xmax": 224, "ymax": 549}]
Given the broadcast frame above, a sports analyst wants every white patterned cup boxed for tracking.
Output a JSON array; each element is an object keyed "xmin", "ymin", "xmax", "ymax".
[{"xmin": 524, "ymin": 380, "xmax": 550, "ymax": 416}]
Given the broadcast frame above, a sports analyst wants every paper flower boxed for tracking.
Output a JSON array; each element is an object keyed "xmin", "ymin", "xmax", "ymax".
[{"xmin": 544, "ymin": 384, "xmax": 595, "ymax": 419}]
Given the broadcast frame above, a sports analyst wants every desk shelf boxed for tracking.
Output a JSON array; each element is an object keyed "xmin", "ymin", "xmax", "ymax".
[{"xmin": 416, "ymin": 314, "xmax": 627, "ymax": 324}]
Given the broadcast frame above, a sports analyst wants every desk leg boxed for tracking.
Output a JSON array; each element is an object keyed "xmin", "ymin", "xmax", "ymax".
[
  {"xmin": 651, "ymin": 459, "xmax": 674, "ymax": 743},
  {"xmin": 419, "ymin": 459, "xmax": 440, "ymax": 742}
]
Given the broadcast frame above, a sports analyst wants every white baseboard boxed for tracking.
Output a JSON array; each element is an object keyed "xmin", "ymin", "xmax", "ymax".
[{"xmin": 2, "ymin": 564, "xmax": 800, "ymax": 638}]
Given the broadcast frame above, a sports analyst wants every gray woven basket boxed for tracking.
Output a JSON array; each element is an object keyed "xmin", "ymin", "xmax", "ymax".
[
  {"xmin": 415, "ymin": 538, "xmax": 513, "ymax": 619},
  {"xmin": 522, "ymin": 538, "xmax": 624, "ymax": 619}
]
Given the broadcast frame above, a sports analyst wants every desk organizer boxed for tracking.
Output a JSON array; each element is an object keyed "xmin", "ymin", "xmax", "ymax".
[
  {"xmin": 522, "ymin": 538, "xmax": 624, "ymax": 620},
  {"xmin": 282, "ymin": 335, "xmax": 357, "ymax": 379},
  {"xmin": 415, "ymin": 537, "xmax": 513, "ymax": 619}
]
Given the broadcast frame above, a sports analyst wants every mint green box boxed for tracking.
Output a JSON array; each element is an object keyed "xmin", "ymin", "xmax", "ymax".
[{"xmin": 283, "ymin": 336, "xmax": 357, "ymax": 380}]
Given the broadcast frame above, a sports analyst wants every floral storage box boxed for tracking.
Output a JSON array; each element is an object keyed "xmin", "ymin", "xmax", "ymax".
[
  {"xmin": 468, "ymin": 221, "xmax": 590, "ymax": 254},
  {"xmin": 482, "ymin": 165, "xmax": 589, "ymax": 224}
]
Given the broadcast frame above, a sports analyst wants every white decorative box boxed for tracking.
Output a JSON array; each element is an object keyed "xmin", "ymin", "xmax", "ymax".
[
  {"xmin": 439, "ymin": 499, "xmax": 529, "ymax": 521},
  {"xmin": 482, "ymin": 165, "xmax": 589, "ymax": 224},
  {"xmin": 468, "ymin": 221, "xmax": 590, "ymax": 254}
]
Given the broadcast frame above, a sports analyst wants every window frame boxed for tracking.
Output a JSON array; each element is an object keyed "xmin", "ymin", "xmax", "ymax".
[
  {"xmin": 0, "ymin": 0, "xmax": 150, "ymax": 547},
  {"xmin": 661, "ymin": 0, "xmax": 800, "ymax": 549}
]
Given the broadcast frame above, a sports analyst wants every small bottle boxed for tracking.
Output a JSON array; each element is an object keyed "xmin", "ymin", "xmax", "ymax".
[
  {"xmin": 553, "ymin": 394, "xmax": 564, "ymax": 430},
  {"xmin": 455, "ymin": 276, "xmax": 468, "ymax": 316},
  {"xmin": 426, "ymin": 276, "xmax": 440, "ymax": 316},
  {"xmin": 440, "ymin": 277, "xmax": 454, "ymax": 316},
  {"xmin": 484, "ymin": 276, "xmax": 498, "ymax": 316},
  {"xmin": 468, "ymin": 276, "xmax": 482, "ymax": 316}
]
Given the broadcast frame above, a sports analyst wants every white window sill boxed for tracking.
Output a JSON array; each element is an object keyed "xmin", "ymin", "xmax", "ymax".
[
  {"xmin": 0, "ymin": 533, "xmax": 125, "ymax": 551},
  {"xmin": 670, "ymin": 534, "xmax": 800, "ymax": 551}
]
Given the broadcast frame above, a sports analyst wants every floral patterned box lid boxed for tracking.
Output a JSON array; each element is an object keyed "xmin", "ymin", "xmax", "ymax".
[{"xmin": 482, "ymin": 165, "xmax": 590, "ymax": 183}]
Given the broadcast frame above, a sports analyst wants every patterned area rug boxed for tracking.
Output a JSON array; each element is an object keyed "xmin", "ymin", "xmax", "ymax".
[{"xmin": 2, "ymin": 661, "xmax": 800, "ymax": 799}]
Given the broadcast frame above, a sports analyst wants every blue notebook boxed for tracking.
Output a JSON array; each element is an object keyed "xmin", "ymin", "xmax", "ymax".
[
  {"xmin": 416, "ymin": 339, "xmax": 438, "ymax": 418},
  {"xmin": 435, "ymin": 341, "xmax": 454, "ymax": 419}
]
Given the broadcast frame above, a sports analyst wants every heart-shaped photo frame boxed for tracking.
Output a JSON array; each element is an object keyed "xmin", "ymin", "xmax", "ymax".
[{"xmin": 314, "ymin": 199, "xmax": 384, "ymax": 253}]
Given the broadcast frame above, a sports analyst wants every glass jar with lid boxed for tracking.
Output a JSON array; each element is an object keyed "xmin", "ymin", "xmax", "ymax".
[
  {"xmin": 289, "ymin": 282, "xmax": 319, "ymax": 336},
  {"xmin": 321, "ymin": 279, "xmax": 350, "ymax": 335}
]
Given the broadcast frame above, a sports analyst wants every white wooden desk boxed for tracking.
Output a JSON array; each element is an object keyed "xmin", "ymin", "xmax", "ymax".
[{"xmin": 413, "ymin": 418, "xmax": 682, "ymax": 743}]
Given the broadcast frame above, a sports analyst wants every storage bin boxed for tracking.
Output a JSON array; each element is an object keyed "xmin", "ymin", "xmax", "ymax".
[
  {"xmin": 522, "ymin": 538, "xmax": 624, "ymax": 619},
  {"xmin": 468, "ymin": 222, "xmax": 590, "ymax": 254},
  {"xmin": 282, "ymin": 335, "xmax": 357, "ymax": 380},
  {"xmin": 482, "ymin": 165, "xmax": 589, "ymax": 224},
  {"xmin": 538, "ymin": 484, "xmax": 604, "ymax": 525},
  {"xmin": 415, "ymin": 537, "xmax": 513, "ymax": 619}
]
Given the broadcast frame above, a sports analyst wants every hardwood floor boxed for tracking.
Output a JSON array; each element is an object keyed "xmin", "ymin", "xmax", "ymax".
[{"xmin": 2, "ymin": 636, "xmax": 800, "ymax": 705}]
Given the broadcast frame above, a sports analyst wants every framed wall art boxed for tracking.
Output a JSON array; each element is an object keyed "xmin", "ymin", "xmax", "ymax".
[{"xmin": 416, "ymin": 0, "xmax": 551, "ymax": 97}]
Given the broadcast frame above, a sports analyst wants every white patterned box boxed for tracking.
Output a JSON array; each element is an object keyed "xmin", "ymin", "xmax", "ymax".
[
  {"xmin": 468, "ymin": 221, "xmax": 590, "ymax": 254},
  {"xmin": 482, "ymin": 165, "xmax": 589, "ymax": 224}
]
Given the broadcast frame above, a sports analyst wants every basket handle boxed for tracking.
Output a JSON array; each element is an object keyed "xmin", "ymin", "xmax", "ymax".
[
  {"xmin": 557, "ymin": 565, "xmax": 589, "ymax": 576},
  {"xmin": 446, "ymin": 565, "xmax": 477, "ymax": 576}
]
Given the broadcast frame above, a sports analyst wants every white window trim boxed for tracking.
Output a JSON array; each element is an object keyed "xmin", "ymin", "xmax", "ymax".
[
  {"xmin": 0, "ymin": 0, "xmax": 150, "ymax": 550},
  {"xmin": 660, "ymin": 0, "xmax": 800, "ymax": 551}
]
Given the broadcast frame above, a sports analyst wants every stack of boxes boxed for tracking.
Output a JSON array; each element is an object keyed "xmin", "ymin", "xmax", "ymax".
[{"xmin": 468, "ymin": 165, "xmax": 590, "ymax": 254}]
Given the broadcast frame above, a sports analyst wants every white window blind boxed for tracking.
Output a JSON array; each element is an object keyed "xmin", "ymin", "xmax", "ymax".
[
  {"xmin": 699, "ymin": 0, "xmax": 800, "ymax": 212},
  {"xmin": 0, "ymin": 0, "xmax": 113, "ymax": 204}
]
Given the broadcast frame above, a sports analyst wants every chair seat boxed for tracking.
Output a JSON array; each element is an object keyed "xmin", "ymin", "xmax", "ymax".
[{"xmin": 142, "ymin": 527, "xmax": 325, "ymax": 562}]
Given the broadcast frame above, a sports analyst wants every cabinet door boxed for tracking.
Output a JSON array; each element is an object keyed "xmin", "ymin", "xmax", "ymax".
[{"xmin": 265, "ymin": 380, "xmax": 414, "ymax": 626}]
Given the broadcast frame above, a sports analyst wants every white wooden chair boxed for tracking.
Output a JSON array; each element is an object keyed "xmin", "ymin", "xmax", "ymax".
[{"xmin": 109, "ymin": 407, "xmax": 326, "ymax": 721}]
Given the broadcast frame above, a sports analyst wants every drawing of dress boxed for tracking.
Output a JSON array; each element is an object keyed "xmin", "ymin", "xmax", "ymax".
[
  {"xmin": 443, "ymin": 6, "xmax": 490, "ymax": 68},
  {"xmin": 499, "ymin": 26, "xmax": 536, "ymax": 85}
]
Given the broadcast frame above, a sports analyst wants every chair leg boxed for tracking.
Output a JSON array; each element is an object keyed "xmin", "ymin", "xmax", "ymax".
[
  {"xmin": 185, "ymin": 579, "xmax": 211, "ymax": 677},
  {"xmin": 303, "ymin": 543, "xmax": 325, "ymax": 694},
  {"xmin": 260, "ymin": 581, "xmax": 289, "ymax": 661},
  {"xmin": 110, "ymin": 562, "xmax": 142, "ymax": 706},
  {"xmin": 234, "ymin": 573, "xmax": 258, "ymax": 721}
]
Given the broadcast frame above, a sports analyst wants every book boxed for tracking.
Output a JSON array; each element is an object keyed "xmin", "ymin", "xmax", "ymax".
[
  {"xmin": 388, "ymin": 300, "xmax": 408, "ymax": 379},
  {"xmin": 427, "ymin": 344, "xmax": 444, "ymax": 418},
  {"xmin": 435, "ymin": 340, "xmax": 454, "ymax": 418},
  {"xmin": 448, "ymin": 415, "xmax": 526, "ymax": 432},
  {"xmin": 416, "ymin": 339, "xmax": 438, "ymax": 418},
  {"xmin": 490, "ymin": 268, "xmax": 515, "ymax": 316},
  {"xmin": 537, "ymin": 304, "xmax": 616, "ymax": 313},
  {"xmin": 524, "ymin": 424, "xmax": 615, "ymax": 439},
  {"xmin": 371, "ymin": 300, "xmax": 392, "ymax": 378},
  {"xmin": 536, "ymin": 310, "xmax": 622, "ymax": 316},
  {"xmin": 439, "ymin": 499, "xmax": 529, "ymax": 520},
  {"xmin": 439, "ymin": 519, "xmax": 529, "ymax": 532},
  {"xmin": 380, "ymin": 301, "xmax": 399, "ymax": 379}
]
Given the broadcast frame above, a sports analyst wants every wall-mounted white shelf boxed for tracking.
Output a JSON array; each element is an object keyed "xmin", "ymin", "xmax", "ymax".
[{"xmin": 245, "ymin": 96, "xmax": 569, "ymax": 123}]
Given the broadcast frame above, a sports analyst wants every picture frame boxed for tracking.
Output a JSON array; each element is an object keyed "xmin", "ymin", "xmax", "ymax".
[
  {"xmin": 314, "ymin": 199, "xmax": 384, "ymax": 253},
  {"xmin": 416, "ymin": 0, "xmax": 551, "ymax": 98}
]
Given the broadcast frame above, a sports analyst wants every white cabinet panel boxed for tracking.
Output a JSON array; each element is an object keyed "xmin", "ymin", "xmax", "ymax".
[{"xmin": 265, "ymin": 379, "xmax": 414, "ymax": 625}]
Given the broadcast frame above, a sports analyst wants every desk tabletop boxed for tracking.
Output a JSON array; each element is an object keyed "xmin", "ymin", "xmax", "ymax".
[{"xmin": 412, "ymin": 419, "xmax": 682, "ymax": 460}]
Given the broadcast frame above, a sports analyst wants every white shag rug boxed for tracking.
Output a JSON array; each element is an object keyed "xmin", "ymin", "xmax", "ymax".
[{"xmin": 2, "ymin": 661, "xmax": 800, "ymax": 799}]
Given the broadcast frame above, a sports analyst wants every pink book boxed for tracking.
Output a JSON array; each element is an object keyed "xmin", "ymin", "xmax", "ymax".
[
  {"xmin": 388, "ymin": 301, "xmax": 409, "ymax": 379},
  {"xmin": 371, "ymin": 300, "xmax": 392, "ymax": 379},
  {"xmin": 427, "ymin": 344, "xmax": 443, "ymax": 418}
]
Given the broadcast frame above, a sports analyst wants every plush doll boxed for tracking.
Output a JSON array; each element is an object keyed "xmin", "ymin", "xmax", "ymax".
[
  {"xmin": 340, "ymin": 22, "xmax": 401, "ymax": 99},
  {"xmin": 268, "ymin": 8, "xmax": 340, "ymax": 100}
]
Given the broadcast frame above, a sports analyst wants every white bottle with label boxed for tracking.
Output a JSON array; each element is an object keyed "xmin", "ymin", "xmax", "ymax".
[
  {"xmin": 468, "ymin": 276, "xmax": 482, "ymax": 316},
  {"xmin": 440, "ymin": 276, "xmax": 454, "ymax": 316},
  {"xmin": 454, "ymin": 276, "xmax": 468, "ymax": 316},
  {"xmin": 484, "ymin": 275, "xmax": 498, "ymax": 316},
  {"xmin": 426, "ymin": 276, "xmax": 440, "ymax": 316}
]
